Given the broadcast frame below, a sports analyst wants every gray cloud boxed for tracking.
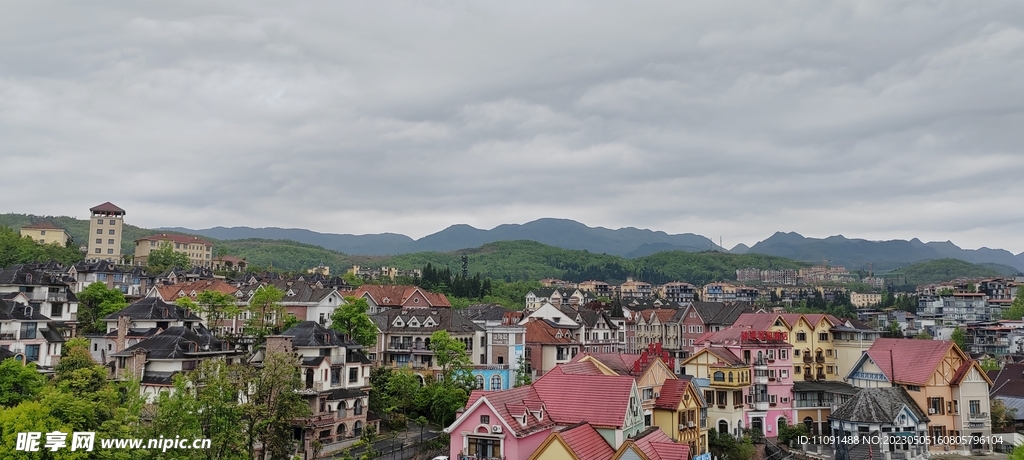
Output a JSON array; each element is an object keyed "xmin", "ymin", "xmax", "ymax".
[{"xmin": 2, "ymin": 1, "xmax": 1024, "ymax": 252}]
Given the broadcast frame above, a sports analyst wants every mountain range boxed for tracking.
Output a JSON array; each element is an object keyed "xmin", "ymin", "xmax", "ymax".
[{"xmin": 160, "ymin": 219, "xmax": 1024, "ymax": 273}]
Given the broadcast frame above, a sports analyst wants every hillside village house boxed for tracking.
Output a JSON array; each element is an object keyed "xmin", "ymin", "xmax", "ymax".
[
  {"xmin": 676, "ymin": 302, "xmax": 756, "ymax": 362},
  {"xmin": 846, "ymin": 338, "xmax": 993, "ymax": 453},
  {"xmin": 682, "ymin": 326, "xmax": 795, "ymax": 438},
  {"xmin": 0, "ymin": 264, "xmax": 80, "ymax": 336},
  {"xmin": 256, "ymin": 321, "xmax": 375, "ymax": 459},
  {"xmin": 0, "ymin": 298, "xmax": 66, "ymax": 367},
  {"xmin": 353, "ymin": 285, "xmax": 451, "ymax": 314},
  {"xmin": 444, "ymin": 362, "xmax": 646, "ymax": 460},
  {"xmin": 369, "ymin": 307, "xmax": 485, "ymax": 379},
  {"xmin": 88, "ymin": 297, "xmax": 203, "ymax": 363},
  {"xmin": 71, "ymin": 259, "xmax": 149, "ymax": 297},
  {"xmin": 828, "ymin": 387, "xmax": 931, "ymax": 460}
]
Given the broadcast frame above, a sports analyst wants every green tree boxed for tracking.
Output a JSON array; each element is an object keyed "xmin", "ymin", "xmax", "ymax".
[
  {"xmin": 147, "ymin": 241, "xmax": 192, "ymax": 273},
  {"xmin": 195, "ymin": 290, "xmax": 241, "ymax": 330},
  {"xmin": 385, "ymin": 368, "xmax": 422, "ymax": 414},
  {"xmin": 0, "ymin": 359, "xmax": 46, "ymax": 407},
  {"xmin": 429, "ymin": 330, "xmax": 474, "ymax": 390},
  {"xmin": 330, "ymin": 296, "xmax": 377, "ymax": 346},
  {"xmin": 514, "ymin": 355, "xmax": 532, "ymax": 387},
  {"xmin": 991, "ymin": 398, "xmax": 1017, "ymax": 433},
  {"xmin": 1002, "ymin": 289, "xmax": 1024, "ymax": 321},
  {"xmin": 245, "ymin": 285, "xmax": 286, "ymax": 340},
  {"xmin": 243, "ymin": 349, "xmax": 310, "ymax": 460},
  {"xmin": 78, "ymin": 281, "xmax": 129, "ymax": 333},
  {"xmin": 951, "ymin": 327, "xmax": 966, "ymax": 350}
]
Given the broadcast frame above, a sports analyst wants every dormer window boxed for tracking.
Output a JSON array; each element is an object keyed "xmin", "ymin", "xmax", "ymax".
[
  {"xmin": 408, "ymin": 318, "xmax": 420, "ymax": 327},
  {"xmin": 423, "ymin": 318, "xmax": 436, "ymax": 327},
  {"xmin": 393, "ymin": 318, "xmax": 404, "ymax": 327}
]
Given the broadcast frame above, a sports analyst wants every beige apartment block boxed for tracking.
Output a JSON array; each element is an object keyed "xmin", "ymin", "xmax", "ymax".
[
  {"xmin": 850, "ymin": 292, "xmax": 882, "ymax": 308},
  {"xmin": 134, "ymin": 233, "xmax": 213, "ymax": 268},
  {"xmin": 20, "ymin": 222, "xmax": 72, "ymax": 246},
  {"xmin": 87, "ymin": 202, "xmax": 125, "ymax": 263}
]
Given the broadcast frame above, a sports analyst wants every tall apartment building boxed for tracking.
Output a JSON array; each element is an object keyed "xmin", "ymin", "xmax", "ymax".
[
  {"xmin": 133, "ymin": 234, "xmax": 214, "ymax": 269},
  {"xmin": 87, "ymin": 202, "xmax": 126, "ymax": 263}
]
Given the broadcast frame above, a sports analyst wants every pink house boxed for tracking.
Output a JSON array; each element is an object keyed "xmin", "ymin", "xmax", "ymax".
[{"xmin": 445, "ymin": 362, "xmax": 646, "ymax": 460}]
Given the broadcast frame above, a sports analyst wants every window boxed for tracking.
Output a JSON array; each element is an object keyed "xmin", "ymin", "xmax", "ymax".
[
  {"xmin": 713, "ymin": 371, "xmax": 725, "ymax": 382},
  {"xmin": 781, "ymin": 369, "xmax": 789, "ymax": 379},
  {"xmin": 480, "ymin": 415, "xmax": 490, "ymax": 425},
  {"xmin": 826, "ymin": 365, "xmax": 834, "ymax": 374},
  {"xmin": 705, "ymin": 390, "xmax": 714, "ymax": 404},
  {"xmin": 108, "ymin": 239, "xmax": 114, "ymax": 244},
  {"xmin": 107, "ymin": 249, "xmax": 114, "ymax": 254},
  {"xmin": 475, "ymin": 375, "xmax": 484, "ymax": 389},
  {"xmin": 794, "ymin": 349, "xmax": 800, "ymax": 356},
  {"xmin": 826, "ymin": 349, "xmax": 833, "ymax": 357},
  {"xmin": 348, "ymin": 367, "xmax": 358, "ymax": 383},
  {"xmin": 95, "ymin": 238, "xmax": 102, "ymax": 244},
  {"xmin": 794, "ymin": 366, "xmax": 801, "ymax": 374},
  {"xmin": 467, "ymin": 437, "xmax": 499, "ymax": 458},
  {"xmin": 969, "ymin": 400, "xmax": 980, "ymax": 416},
  {"xmin": 929, "ymin": 397, "xmax": 945, "ymax": 415},
  {"xmin": 20, "ymin": 322, "xmax": 37, "ymax": 340},
  {"xmin": 643, "ymin": 388, "xmax": 654, "ymax": 400},
  {"xmin": 819, "ymin": 333, "xmax": 829, "ymax": 341},
  {"xmin": 490, "ymin": 375, "xmax": 502, "ymax": 391},
  {"xmin": 96, "ymin": 229, "xmax": 102, "ymax": 234},
  {"xmin": 716, "ymin": 391, "xmax": 727, "ymax": 406},
  {"xmin": 780, "ymin": 349, "xmax": 788, "ymax": 360},
  {"xmin": 97, "ymin": 219, "xmax": 104, "ymax": 224},
  {"xmin": 25, "ymin": 344, "xmax": 40, "ymax": 362},
  {"xmin": 353, "ymin": 399, "xmax": 363, "ymax": 415},
  {"xmin": 50, "ymin": 304, "xmax": 62, "ymax": 317}
]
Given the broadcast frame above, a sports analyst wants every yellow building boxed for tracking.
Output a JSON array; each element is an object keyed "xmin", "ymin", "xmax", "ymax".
[
  {"xmin": 733, "ymin": 313, "xmax": 844, "ymax": 381},
  {"xmin": 679, "ymin": 347, "xmax": 749, "ymax": 438},
  {"xmin": 87, "ymin": 202, "xmax": 125, "ymax": 263},
  {"xmin": 652, "ymin": 377, "xmax": 708, "ymax": 455},
  {"xmin": 850, "ymin": 292, "xmax": 882, "ymax": 308},
  {"xmin": 134, "ymin": 233, "xmax": 213, "ymax": 268},
  {"xmin": 20, "ymin": 222, "xmax": 72, "ymax": 246}
]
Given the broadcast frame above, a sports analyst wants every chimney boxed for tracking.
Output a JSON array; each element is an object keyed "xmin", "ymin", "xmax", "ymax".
[{"xmin": 116, "ymin": 315, "xmax": 131, "ymax": 353}]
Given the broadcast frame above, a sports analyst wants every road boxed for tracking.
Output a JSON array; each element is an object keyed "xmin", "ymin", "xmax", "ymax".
[{"xmin": 329, "ymin": 428, "xmax": 441, "ymax": 460}]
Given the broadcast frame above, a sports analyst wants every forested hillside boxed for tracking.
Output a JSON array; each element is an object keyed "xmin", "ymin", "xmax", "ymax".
[{"xmin": 885, "ymin": 258, "xmax": 1006, "ymax": 286}]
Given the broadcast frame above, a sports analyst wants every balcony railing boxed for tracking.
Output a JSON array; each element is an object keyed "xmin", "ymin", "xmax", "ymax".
[
  {"xmin": 815, "ymin": 355, "xmax": 825, "ymax": 363},
  {"xmin": 969, "ymin": 412, "xmax": 988, "ymax": 420},
  {"xmin": 803, "ymin": 355, "xmax": 813, "ymax": 363},
  {"xmin": 47, "ymin": 295, "xmax": 67, "ymax": 303},
  {"xmin": 0, "ymin": 333, "xmax": 15, "ymax": 340}
]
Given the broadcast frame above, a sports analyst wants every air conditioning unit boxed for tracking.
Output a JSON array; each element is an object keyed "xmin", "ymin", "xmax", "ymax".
[
  {"xmin": 679, "ymin": 424, "xmax": 687, "ymax": 431},
  {"xmin": 928, "ymin": 408, "xmax": 936, "ymax": 414},
  {"xmin": 491, "ymin": 425, "xmax": 503, "ymax": 433},
  {"xmin": 688, "ymin": 421, "xmax": 695, "ymax": 428}
]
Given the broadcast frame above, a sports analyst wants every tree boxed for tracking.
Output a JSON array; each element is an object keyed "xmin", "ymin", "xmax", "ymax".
[
  {"xmin": 991, "ymin": 398, "xmax": 1018, "ymax": 433},
  {"xmin": 385, "ymin": 368, "xmax": 422, "ymax": 415},
  {"xmin": 245, "ymin": 285, "xmax": 286, "ymax": 340},
  {"xmin": 330, "ymin": 296, "xmax": 377, "ymax": 346},
  {"xmin": 77, "ymin": 281, "xmax": 129, "ymax": 333},
  {"xmin": 146, "ymin": 241, "xmax": 192, "ymax": 273},
  {"xmin": 951, "ymin": 327, "xmax": 966, "ymax": 350},
  {"xmin": 884, "ymin": 322, "xmax": 902, "ymax": 338},
  {"xmin": 0, "ymin": 359, "xmax": 46, "ymax": 407},
  {"xmin": 514, "ymin": 355, "xmax": 532, "ymax": 387},
  {"xmin": 1002, "ymin": 289, "xmax": 1024, "ymax": 321},
  {"xmin": 242, "ymin": 349, "xmax": 310, "ymax": 460},
  {"xmin": 429, "ymin": 330, "xmax": 474, "ymax": 390},
  {"xmin": 194, "ymin": 290, "xmax": 241, "ymax": 331}
]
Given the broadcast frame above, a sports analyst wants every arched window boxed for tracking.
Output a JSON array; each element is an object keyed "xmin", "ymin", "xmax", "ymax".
[
  {"xmin": 354, "ymin": 421, "xmax": 363, "ymax": 437},
  {"xmin": 718, "ymin": 420, "xmax": 729, "ymax": 435},
  {"xmin": 338, "ymin": 424, "xmax": 346, "ymax": 438},
  {"xmin": 490, "ymin": 375, "xmax": 502, "ymax": 391},
  {"xmin": 713, "ymin": 371, "xmax": 725, "ymax": 382},
  {"xmin": 354, "ymin": 399, "xmax": 363, "ymax": 416},
  {"xmin": 475, "ymin": 375, "xmax": 485, "ymax": 390},
  {"xmin": 338, "ymin": 401, "xmax": 347, "ymax": 418},
  {"xmin": 728, "ymin": 372, "xmax": 734, "ymax": 382}
]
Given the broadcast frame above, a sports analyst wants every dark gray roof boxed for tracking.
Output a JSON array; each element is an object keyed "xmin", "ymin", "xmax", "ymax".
[
  {"xmin": 0, "ymin": 348, "xmax": 19, "ymax": 361},
  {"xmin": 528, "ymin": 288, "xmax": 558, "ymax": 298},
  {"xmin": 988, "ymin": 363, "xmax": 1024, "ymax": 398},
  {"xmin": 461, "ymin": 304, "xmax": 507, "ymax": 321},
  {"xmin": 371, "ymin": 308, "xmax": 484, "ymax": 334},
  {"xmin": 0, "ymin": 299, "xmax": 54, "ymax": 321},
  {"xmin": 278, "ymin": 321, "xmax": 355, "ymax": 348},
  {"xmin": 328, "ymin": 388, "xmax": 366, "ymax": 400},
  {"xmin": 73, "ymin": 260, "xmax": 124, "ymax": 274},
  {"xmin": 828, "ymin": 386, "xmax": 929, "ymax": 424},
  {"xmin": 141, "ymin": 371, "xmax": 176, "ymax": 386},
  {"xmin": 104, "ymin": 297, "xmax": 202, "ymax": 321},
  {"xmin": 692, "ymin": 302, "xmax": 756, "ymax": 325},
  {"xmin": 111, "ymin": 325, "xmax": 231, "ymax": 359},
  {"xmin": 793, "ymin": 380, "xmax": 860, "ymax": 395},
  {"xmin": 302, "ymin": 356, "xmax": 326, "ymax": 366}
]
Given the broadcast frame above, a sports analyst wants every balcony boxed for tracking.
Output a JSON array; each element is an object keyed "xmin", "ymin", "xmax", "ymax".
[
  {"xmin": 678, "ymin": 422, "xmax": 696, "ymax": 431},
  {"xmin": 47, "ymin": 294, "xmax": 67, "ymax": 303},
  {"xmin": 804, "ymin": 373, "xmax": 815, "ymax": 381},
  {"xmin": 749, "ymin": 401, "xmax": 769, "ymax": 411},
  {"xmin": 0, "ymin": 333, "xmax": 14, "ymax": 340},
  {"xmin": 815, "ymin": 373, "xmax": 826, "ymax": 381},
  {"xmin": 753, "ymin": 360, "xmax": 768, "ymax": 370},
  {"xmin": 753, "ymin": 376, "xmax": 768, "ymax": 385},
  {"xmin": 815, "ymin": 355, "xmax": 825, "ymax": 363},
  {"xmin": 803, "ymin": 355, "xmax": 813, "ymax": 364},
  {"xmin": 969, "ymin": 412, "xmax": 988, "ymax": 420},
  {"xmin": 387, "ymin": 342, "xmax": 412, "ymax": 351}
]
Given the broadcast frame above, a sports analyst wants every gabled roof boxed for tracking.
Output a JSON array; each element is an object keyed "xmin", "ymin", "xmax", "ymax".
[
  {"xmin": 277, "ymin": 321, "xmax": 355, "ymax": 348},
  {"xmin": 90, "ymin": 202, "xmax": 125, "ymax": 214},
  {"xmin": 556, "ymin": 422, "xmax": 615, "ymax": 460},
  {"xmin": 525, "ymin": 320, "xmax": 578, "ymax": 345},
  {"xmin": 104, "ymin": 297, "xmax": 202, "ymax": 322},
  {"xmin": 829, "ymin": 386, "xmax": 929, "ymax": 424},
  {"xmin": 653, "ymin": 378, "xmax": 692, "ymax": 410},
  {"xmin": 0, "ymin": 299, "xmax": 54, "ymax": 322},
  {"xmin": 861, "ymin": 339, "xmax": 960, "ymax": 386},
  {"xmin": 153, "ymin": 279, "xmax": 238, "ymax": 301},
  {"xmin": 690, "ymin": 302, "xmax": 756, "ymax": 325},
  {"xmin": 681, "ymin": 347, "xmax": 745, "ymax": 367},
  {"xmin": 570, "ymin": 353, "xmax": 642, "ymax": 375},
  {"xmin": 988, "ymin": 363, "xmax": 1024, "ymax": 398},
  {"xmin": 532, "ymin": 365, "xmax": 637, "ymax": 428},
  {"xmin": 630, "ymin": 427, "xmax": 690, "ymax": 460},
  {"xmin": 459, "ymin": 385, "xmax": 556, "ymax": 437},
  {"xmin": 370, "ymin": 308, "xmax": 483, "ymax": 334},
  {"xmin": 112, "ymin": 325, "xmax": 231, "ymax": 360}
]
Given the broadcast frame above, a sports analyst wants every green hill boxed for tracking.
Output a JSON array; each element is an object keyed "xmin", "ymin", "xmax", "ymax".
[{"xmin": 886, "ymin": 258, "xmax": 1005, "ymax": 285}]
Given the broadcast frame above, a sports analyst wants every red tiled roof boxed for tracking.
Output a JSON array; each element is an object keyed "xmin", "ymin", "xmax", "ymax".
[
  {"xmin": 154, "ymin": 280, "xmax": 238, "ymax": 301},
  {"xmin": 354, "ymin": 285, "xmax": 451, "ymax": 308},
  {"xmin": 136, "ymin": 233, "xmax": 212, "ymax": 245},
  {"xmin": 533, "ymin": 366, "xmax": 636, "ymax": 428},
  {"xmin": 653, "ymin": 378, "xmax": 691, "ymax": 410},
  {"xmin": 864, "ymin": 339, "xmax": 957, "ymax": 386},
  {"xmin": 557, "ymin": 422, "xmax": 615, "ymax": 460},
  {"xmin": 90, "ymin": 202, "xmax": 125, "ymax": 213},
  {"xmin": 525, "ymin": 320, "xmax": 578, "ymax": 345},
  {"xmin": 463, "ymin": 386, "xmax": 556, "ymax": 438},
  {"xmin": 557, "ymin": 361, "xmax": 606, "ymax": 375},
  {"xmin": 639, "ymin": 308, "xmax": 676, "ymax": 324},
  {"xmin": 570, "ymin": 352, "xmax": 642, "ymax": 375},
  {"xmin": 733, "ymin": 312, "xmax": 787, "ymax": 330},
  {"xmin": 632, "ymin": 428, "xmax": 689, "ymax": 460}
]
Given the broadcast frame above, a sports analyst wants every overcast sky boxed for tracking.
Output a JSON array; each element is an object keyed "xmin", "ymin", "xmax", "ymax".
[{"xmin": 3, "ymin": 1, "xmax": 1023, "ymax": 253}]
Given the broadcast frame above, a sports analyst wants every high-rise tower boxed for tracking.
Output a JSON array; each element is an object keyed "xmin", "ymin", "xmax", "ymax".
[{"xmin": 88, "ymin": 202, "xmax": 125, "ymax": 262}]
